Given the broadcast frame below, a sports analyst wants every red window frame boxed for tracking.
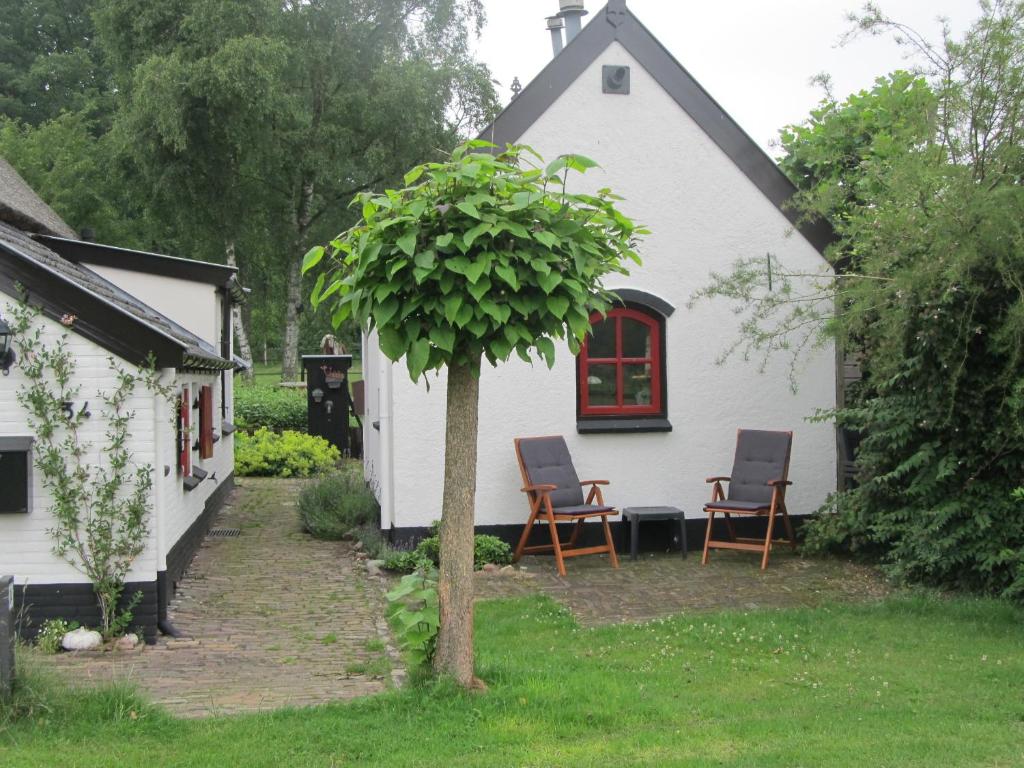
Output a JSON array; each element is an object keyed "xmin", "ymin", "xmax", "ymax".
[
  {"xmin": 199, "ymin": 385, "xmax": 214, "ymax": 459},
  {"xmin": 178, "ymin": 387, "xmax": 191, "ymax": 474},
  {"xmin": 578, "ymin": 307, "xmax": 662, "ymax": 416}
]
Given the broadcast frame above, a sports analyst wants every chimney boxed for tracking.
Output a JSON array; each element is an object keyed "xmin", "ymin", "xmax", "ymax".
[
  {"xmin": 546, "ymin": 15, "xmax": 565, "ymax": 57},
  {"xmin": 558, "ymin": 1, "xmax": 588, "ymax": 44}
]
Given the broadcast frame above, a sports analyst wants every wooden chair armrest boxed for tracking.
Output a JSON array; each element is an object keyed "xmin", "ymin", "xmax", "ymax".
[
  {"xmin": 579, "ymin": 479, "xmax": 609, "ymax": 486},
  {"xmin": 706, "ymin": 476, "xmax": 730, "ymax": 483},
  {"xmin": 767, "ymin": 479, "xmax": 792, "ymax": 487},
  {"xmin": 521, "ymin": 483, "xmax": 557, "ymax": 493}
]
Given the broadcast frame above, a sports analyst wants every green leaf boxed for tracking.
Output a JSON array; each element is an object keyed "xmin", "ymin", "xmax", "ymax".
[
  {"xmin": 443, "ymin": 295, "xmax": 463, "ymax": 324},
  {"xmin": 464, "ymin": 222, "xmax": 491, "ymax": 248},
  {"xmin": 533, "ymin": 230, "xmax": 560, "ymax": 249},
  {"xmin": 429, "ymin": 326, "xmax": 455, "ymax": 353},
  {"xmin": 397, "ymin": 231, "xmax": 418, "ymax": 257},
  {"xmin": 445, "ymin": 256, "xmax": 472, "ymax": 275},
  {"xmin": 467, "ymin": 275, "xmax": 492, "ymax": 302},
  {"xmin": 454, "ymin": 303, "xmax": 474, "ymax": 328},
  {"xmin": 465, "ymin": 260, "xmax": 487, "ymax": 284},
  {"xmin": 436, "ymin": 233, "xmax": 455, "ymax": 248},
  {"xmin": 489, "ymin": 336, "xmax": 512, "ymax": 360},
  {"xmin": 406, "ymin": 338, "xmax": 431, "ymax": 380},
  {"xmin": 374, "ymin": 296, "xmax": 400, "ymax": 327},
  {"xmin": 302, "ymin": 245, "xmax": 325, "ymax": 274},
  {"xmin": 494, "ymin": 263, "xmax": 519, "ymax": 290},
  {"xmin": 310, "ymin": 272, "xmax": 326, "ymax": 308},
  {"xmin": 538, "ymin": 271, "xmax": 564, "ymax": 294},
  {"xmin": 404, "ymin": 166, "xmax": 425, "ymax": 185},
  {"xmin": 414, "ymin": 250, "xmax": 436, "ymax": 269},
  {"xmin": 531, "ymin": 258, "xmax": 551, "ymax": 275},
  {"xmin": 455, "ymin": 201, "xmax": 480, "ymax": 219},
  {"xmin": 536, "ymin": 336, "xmax": 556, "ymax": 369},
  {"xmin": 378, "ymin": 327, "xmax": 406, "ymax": 361},
  {"xmin": 546, "ymin": 295, "xmax": 570, "ymax": 318}
]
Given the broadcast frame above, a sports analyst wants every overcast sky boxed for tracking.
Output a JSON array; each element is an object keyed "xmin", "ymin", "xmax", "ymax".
[{"xmin": 473, "ymin": 0, "xmax": 983, "ymax": 156}]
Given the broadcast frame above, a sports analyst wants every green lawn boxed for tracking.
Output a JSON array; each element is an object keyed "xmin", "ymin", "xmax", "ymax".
[{"xmin": 2, "ymin": 595, "xmax": 1022, "ymax": 767}]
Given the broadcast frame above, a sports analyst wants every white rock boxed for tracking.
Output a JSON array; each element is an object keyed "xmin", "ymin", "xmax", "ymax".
[
  {"xmin": 62, "ymin": 627, "xmax": 102, "ymax": 651},
  {"xmin": 115, "ymin": 633, "xmax": 139, "ymax": 651}
]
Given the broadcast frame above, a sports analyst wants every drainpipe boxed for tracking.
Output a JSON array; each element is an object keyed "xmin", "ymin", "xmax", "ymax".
[
  {"xmin": 377, "ymin": 338, "xmax": 396, "ymax": 533},
  {"xmin": 154, "ymin": 368, "xmax": 182, "ymax": 638},
  {"xmin": 559, "ymin": 0, "xmax": 588, "ymax": 43}
]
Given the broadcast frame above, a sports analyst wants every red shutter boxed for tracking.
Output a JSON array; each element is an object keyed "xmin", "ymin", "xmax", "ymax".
[
  {"xmin": 179, "ymin": 387, "xmax": 191, "ymax": 474},
  {"xmin": 199, "ymin": 385, "xmax": 214, "ymax": 459}
]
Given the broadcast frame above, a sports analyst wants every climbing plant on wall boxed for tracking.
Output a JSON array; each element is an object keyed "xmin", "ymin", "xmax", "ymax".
[{"xmin": 8, "ymin": 301, "xmax": 173, "ymax": 638}]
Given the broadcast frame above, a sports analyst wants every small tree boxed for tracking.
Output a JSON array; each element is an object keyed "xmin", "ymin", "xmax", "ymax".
[{"xmin": 305, "ymin": 141, "xmax": 644, "ymax": 685}]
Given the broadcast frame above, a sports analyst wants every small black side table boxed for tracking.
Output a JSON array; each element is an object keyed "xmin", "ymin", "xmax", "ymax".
[{"xmin": 621, "ymin": 506, "xmax": 687, "ymax": 561}]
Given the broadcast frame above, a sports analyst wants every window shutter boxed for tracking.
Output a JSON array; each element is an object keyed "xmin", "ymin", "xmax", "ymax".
[
  {"xmin": 199, "ymin": 385, "xmax": 214, "ymax": 459},
  {"xmin": 179, "ymin": 387, "xmax": 191, "ymax": 474}
]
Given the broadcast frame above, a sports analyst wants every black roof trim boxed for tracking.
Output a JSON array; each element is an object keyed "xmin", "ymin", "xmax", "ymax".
[
  {"xmin": 33, "ymin": 235, "xmax": 238, "ymax": 286},
  {"xmin": 0, "ymin": 245, "xmax": 182, "ymax": 368},
  {"xmin": 480, "ymin": 1, "xmax": 834, "ymax": 255},
  {"xmin": 610, "ymin": 287, "xmax": 675, "ymax": 317}
]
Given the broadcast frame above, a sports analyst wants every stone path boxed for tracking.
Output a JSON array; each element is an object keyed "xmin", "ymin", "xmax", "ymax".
[
  {"xmin": 475, "ymin": 548, "xmax": 890, "ymax": 626},
  {"xmin": 50, "ymin": 478, "xmax": 393, "ymax": 718}
]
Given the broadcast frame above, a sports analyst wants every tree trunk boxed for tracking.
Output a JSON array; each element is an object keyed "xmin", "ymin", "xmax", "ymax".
[
  {"xmin": 281, "ymin": 179, "xmax": 316, "ymax": 382},
  {"xmin": 225, "ymin": 240, "xmax": 254, "ymax": 382},
  {"xmin": 433, "ymin": 361, "xmax": 480, "ymax": 687}
]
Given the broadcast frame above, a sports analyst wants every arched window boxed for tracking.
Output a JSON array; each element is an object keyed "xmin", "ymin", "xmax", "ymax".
[{"xmin": 577, "ymin": 306, "xmax": 665, "ymax": 418}]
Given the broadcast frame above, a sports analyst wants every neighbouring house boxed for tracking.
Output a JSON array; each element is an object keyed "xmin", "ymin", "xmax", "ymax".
[
  {"xmin": 362, "ymin": 0, "xmax": 839, "ymax": 546},
  {"xmin": 0, "ymin": 157, "xmax": 245, "ymax": 641}
]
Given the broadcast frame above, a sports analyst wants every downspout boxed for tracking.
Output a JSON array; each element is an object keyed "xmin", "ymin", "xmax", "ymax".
[
  {"xmin": 378, "ymin": 341, "xmax": 396, "ymax": 533},
  {"xmin": 155, "ymin": 367, "xmax": 182, "ymax": 638}
]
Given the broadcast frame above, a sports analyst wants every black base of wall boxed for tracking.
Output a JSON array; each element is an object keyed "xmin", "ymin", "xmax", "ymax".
[
  {"xmin": 14, "ymin": 580, "xmax": 159, "ymax": 644},
  {"xmin": 13, "ymin": 472, "xmax": 236, "ymax": 645},
  {"xmin": 389, "ymin": 515, "xmax": 807, "ymax": 557}
]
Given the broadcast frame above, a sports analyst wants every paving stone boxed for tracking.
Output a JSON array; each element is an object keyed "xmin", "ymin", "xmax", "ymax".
[{"xmin": 47, "ymin": 478, "xmax": 393, "ymax": 718}]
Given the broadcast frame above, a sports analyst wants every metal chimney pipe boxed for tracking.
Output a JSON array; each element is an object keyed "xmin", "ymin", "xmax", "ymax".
[
  {"xmin": 559, "ymin": 0, "xmax": 587, "ymax": 43},
  {"xmin": 546, "ymin": 15, "xmax": 565, "ymax": 56}
]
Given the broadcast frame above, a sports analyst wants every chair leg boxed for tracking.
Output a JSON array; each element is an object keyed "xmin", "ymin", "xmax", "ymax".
[
  {"xmin": 631, "ymin": 513, "xmax": 640, "ymax": 561},
  {"xmin": 702, "ymin": 510, "xmax": 715, "ymax": 565},
  {"xmin": 568, "ymin": 518, "xmax": 585, "ymax": 548},
  {"xmin": 678, "ymin": 512, "xmax": 688, "ymax": 559},
  {"xmin": 761, "ymin": 508, "xmax": 778, "ymax": 570},
  {"xmin": 547, "ymin": 510, "xmax": 567, "ymax": 577},
  {"xmin": 514, "ymin": 505, "xmax": 540, "ymax": 562},
  {"xmin": 724, "ymin": 513, "xmax": 737, "ymax": 542},
  {"xmin": 601, "ymin": 514, "xmax": 619, "ymax": 568},
  {"xmin": 780, "ymin": 501, "xmax": 797, "ymax": 550}
]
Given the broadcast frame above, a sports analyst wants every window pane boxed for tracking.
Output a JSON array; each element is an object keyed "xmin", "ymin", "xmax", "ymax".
[
  {"xmin": 588, "ymin": 318, "xmax": 616, "ymax": 358},
  {"xmin": 586, "ymin": 363, "xmax": 618, "ymax": 406},
  {"xmin": 0, "ymin": 451, "xmax": 29, "ymax": 513},
  {"xmin": 622, "ymin": 364, "xmax": 653, "ymax": 406},
  {"xmin": 621, "ymin": 317, "xmax": 651, "ymax": 359}
]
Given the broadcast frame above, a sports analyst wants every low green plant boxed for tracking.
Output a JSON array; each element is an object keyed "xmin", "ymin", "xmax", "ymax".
[
  {"xmin": 234, "ymin": 385, "xmax": 307, "ymax": 432},
  {"xmin": 234, "ymin": 428, "xmax": 340, "ymax": 477},
  {"xmin": 382, "ymin": 526, "xmax": 513, "ymax": 573},
  {"xmin": 298, "ymin": 469, "xmax": 379, "ymax": 539},
  {"xmin": 34, "ymin": 619, "xmax": 78, "ymax": 654},
  {"xmin": 384, "ymin": 568, "xmax": 439, "ymax": 668}
]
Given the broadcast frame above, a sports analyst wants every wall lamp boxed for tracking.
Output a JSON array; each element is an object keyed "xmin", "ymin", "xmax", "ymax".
[{"xmin": 0, "ymin": 317, "xmax": 16, "ymax": 376}]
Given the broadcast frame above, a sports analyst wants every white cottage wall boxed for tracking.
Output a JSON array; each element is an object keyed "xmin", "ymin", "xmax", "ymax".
[
  {"xmin": 83, "ymin": 264, "xmax": 220, "ymax": 347},
  {"xmin": 0, "ymin": 307, "xmax": 160, "ymax": 585},
  {"xmin": 378, "ymin": 42, "xmax": 836, "ymax": 532}
]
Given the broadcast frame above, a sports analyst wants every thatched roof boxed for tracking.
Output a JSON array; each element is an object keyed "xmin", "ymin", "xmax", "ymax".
[{"xmin": 0, "ymin": 157, "xmax": 77, "ymax": 238}]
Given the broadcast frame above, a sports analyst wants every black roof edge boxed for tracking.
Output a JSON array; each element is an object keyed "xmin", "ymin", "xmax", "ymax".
[
  {"xmin": 0, "ymin": 244, "xmax": 185, "ymax": 369},
  {"xmin": 609, "ymin": 287, "xmax": 675, "ymax": 317},
  {"xmin": 33, "ymin": 235, "xmax": 238, "ymax": 286},
  {"xmin": 479, "ymin": 1, "xmax": 836, "ymax": 257}
]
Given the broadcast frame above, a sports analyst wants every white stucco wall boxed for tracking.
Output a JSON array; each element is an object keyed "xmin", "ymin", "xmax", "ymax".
[
  {"xmin": 376, "ymin": 41, "xmax": 837, "ymax": 530},
  {"xmin": 83, "ymin": 264, "xmax": 220, "ymax": 347},
  {"xmin": 0, "ymin": 306, "xmax": 160, "ymax": 586}
]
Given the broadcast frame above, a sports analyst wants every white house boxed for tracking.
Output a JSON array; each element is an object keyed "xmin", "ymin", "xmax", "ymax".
[
  {"xmin": 363, "ymin": 0, "xmax": 839, "ymax": 549},
  {"xmin": 0, "ymin": 158, "xmax": 244, "ymax": 641}
]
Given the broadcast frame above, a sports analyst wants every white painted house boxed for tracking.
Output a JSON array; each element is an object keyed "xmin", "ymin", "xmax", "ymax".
[
  {"xmin": 363, "ymin": 0, "xmax": 838, "ymax": 547},
  {"xmin": 0, "ymin": 158, "xmax": 244, "ymax": 640}
]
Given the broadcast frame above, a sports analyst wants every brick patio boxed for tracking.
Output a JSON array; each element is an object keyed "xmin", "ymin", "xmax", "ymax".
[{"xmin": 49, "ymin": 478, "xmax": 394, "ymax": 718}]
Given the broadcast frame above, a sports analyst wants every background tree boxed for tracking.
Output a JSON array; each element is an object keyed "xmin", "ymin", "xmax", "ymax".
[
  {"xmin": 695, "ymin": 0, "xmax": 1024, "ymax": 599},
  {"xmin": 306, "ymin": 142, "xmax": 645, "ymax": 685}
]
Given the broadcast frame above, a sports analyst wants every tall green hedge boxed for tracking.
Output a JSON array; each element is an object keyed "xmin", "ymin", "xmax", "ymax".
[{"xmin": 235, "ymin": 385, "xmax": 307, "ymax": 432}]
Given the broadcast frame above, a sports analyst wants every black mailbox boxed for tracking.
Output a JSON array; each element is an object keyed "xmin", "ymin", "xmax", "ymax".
[{"xmin": 302, "ymin": 355, "xmax": 353, "ymax": 454}]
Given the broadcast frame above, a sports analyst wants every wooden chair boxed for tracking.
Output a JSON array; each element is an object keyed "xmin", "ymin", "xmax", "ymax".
[
  {"xmin": 701, "ymin": 429, "xmax": 796, "ymax": 570},
  {"xmin": 513, "ymin": 436, "xmax": 620, "ymax": 576}
]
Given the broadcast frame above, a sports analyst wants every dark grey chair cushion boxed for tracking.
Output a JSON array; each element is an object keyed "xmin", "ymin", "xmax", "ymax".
[
  {"xmin": 726, "ymin": 430, "xmax": 792, "ymax": 504},
  {"xmin": 553, "ymin": 504, "xmax": 615, "ymax": 516},
  {"xmin": 703, "ymin": 499, "xmax": 770, "ymax": 513},
  {"xmin": 517, "ymin": 436, "xmax": 585, "ymax": 508}
]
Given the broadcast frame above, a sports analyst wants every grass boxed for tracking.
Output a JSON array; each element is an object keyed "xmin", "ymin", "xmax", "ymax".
[{"xmin": 2, "ymin": 594, "xmax": 1022, "ymax": 767}]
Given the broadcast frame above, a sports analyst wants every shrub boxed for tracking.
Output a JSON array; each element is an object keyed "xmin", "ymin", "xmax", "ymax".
[
  {"xmin": 298, "ymin": 469, "xmax": 379, "ymax": 540},
  {"xmin": 234, "ymin": 385, "xmax": 307, "ymax": 432},
  {"xmin": 235, "ymin": 428, "xmax": 340, "ymax": 477},
  {"xmin": 383, "ymin": 524, "xmax": 513, "ymax": 573},
  {"xmin": 385, "ymin": 568, "xmax": 438, "ymax": 668},
  {"xmin": 35, "ymin": 618, "xmax": 78, "ymax": 654}
]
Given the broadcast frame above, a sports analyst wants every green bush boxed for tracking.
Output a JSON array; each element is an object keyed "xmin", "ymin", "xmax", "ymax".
[
  {"xmin": 298, "ymin": 470, "xmax": 379, "ymax": 539},
  {"xmin": 234, "ymin": 385, "xmax": 307, "ymax": 432},
  {"xmin": 383, "ymin": 524, "xmax": 513, "ymax": 573},
  {"xmin": 35, "ymin": 618, "xmax": 78, "ymax": 654},
  {"xmin": 235, "ymin": 428, "xmax": 340, "ymax": 477}
]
